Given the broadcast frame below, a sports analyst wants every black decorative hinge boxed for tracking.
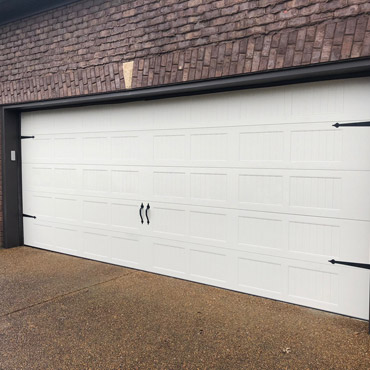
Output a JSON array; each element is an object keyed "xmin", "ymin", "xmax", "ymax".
[
  {"xmin": 23, "ymin": 214, "xmax": 36, "ymax": 219},
  {"xmin": 329, "ymin": 259, "xmax": 370, "ymax": 270},
  {"xmin": 20, "ymin": 136, "xmax": 35, "ymax": 139},
  {"xmin": 333, "ymin": 121, "xmax": 370, "ymax": 128}
]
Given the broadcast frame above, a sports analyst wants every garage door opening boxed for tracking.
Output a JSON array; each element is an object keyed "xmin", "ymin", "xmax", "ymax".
[{"xmin": 21, "ymin": 77, "xmax": 370, "ymax": 319}]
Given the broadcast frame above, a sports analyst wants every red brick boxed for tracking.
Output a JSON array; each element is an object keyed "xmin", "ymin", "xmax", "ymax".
[{"xmin": 0, "ymin": 0, "xmax": 368, "ymax": 109}]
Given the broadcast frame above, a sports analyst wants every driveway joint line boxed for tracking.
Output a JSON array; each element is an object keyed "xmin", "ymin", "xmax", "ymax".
[{"xmin": 0, "ymin": 270, "xmax": 137, "ymax": 319}]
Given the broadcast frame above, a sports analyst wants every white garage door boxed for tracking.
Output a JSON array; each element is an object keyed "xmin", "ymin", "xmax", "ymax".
[{"xmin": 22, "ymin": 78, "xmax": 370, "ymax": 319}]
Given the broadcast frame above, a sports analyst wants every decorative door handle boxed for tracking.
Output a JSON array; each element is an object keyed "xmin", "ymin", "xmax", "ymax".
[
  {"xmin": 139, "ymin": 203, "xmax": 144, "ymax": 224},
  {"xmin": 145, "ymin": 203, "xmax": 150, "ymax": 225}
]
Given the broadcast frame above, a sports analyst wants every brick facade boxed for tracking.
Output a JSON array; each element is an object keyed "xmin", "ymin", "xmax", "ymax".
[{"xmin": 0, "ymin": 0, "xmax": 369, "ymax": 104}]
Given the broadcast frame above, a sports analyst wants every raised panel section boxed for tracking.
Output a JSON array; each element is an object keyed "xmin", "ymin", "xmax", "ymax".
[
  {"xmin": 238, "ymin": 217, "xmax": 282, "ymax": 250},
  {"xmin": 239, "ymin": 175, "xmax": 283, "ymax": 205},
  {"xmin": 290, "ymin": 130, "xmax": 342, "ymax": 162},
  {"xmin": 191, "ymin": 133, "xmax": 228, "ymax": 161},
  {"xmin": 290, "ymin": 83, "xmax": 344, "ymax": 117},
  {"xmin": 111, "ymin": 170, "xmax": 139, "ymax": 195},
  {"xmin": 153, "ymin": 172, "xmax": 186, "ymax": 198},
  {"xmin": 153, "ymin": 243, "xmax": 187, "ymax": 274},
  {"xmin": 33, "ymin": 138, "xmax": 52, "ymax": 160},
  {"xmin": 290, "ymin": 176, "xmax": 341, "ymax": 209},
  {"xmin": 289, "ymin": 221, "xmax": 339, "ymax": 257},
  {"xmin": 30, "ymin": 167, "xmax": 53, "ymax": 188},
  {"xmin": 190, "ymin": 211, "xmax": 227, "ymax": 242},
  {"xmin": 83, "ymin": 232, "xmax": 109, "ymax": 259},
  {"xmin": 190, "ymin": 173, "xmax": 227, "ymax": 201},
  {"xmin": 111, "ymin": 203, "xmax": 139, "ymax": 230},
  {"xmin": 55, "ymin": 198, "xmax": 79, "ymax": 222},
  {"xmin": 83, "ymin": 201, "xmax": 109, "ymax": 226},
  {"xmin": 83, "ymin": 137, "xmax": 109, "ymax": 161},
  {"xmin": 32, "ymin": 224, "xmax": 54, "ymax": 247},
  {"xmin": 152, "ymin": 208, "xmax": 186, "ymax": 236},
  {"xmin": 54, "ymin": 168, "xmax": 78, "ymax": 190},
  {"xmin": 239, "ymin": 131, "xmax": 283, "ymax": 161},
  {"xmin": 238, "ymin": 258, "xmax": 282, "ymax": 294},
  {"xmin": 83, "ymin": 170, "xmax": 110, "ymax": 192},
  {"xmin": 29, "ymin": 195, "xmax": 54, "ymax": 217},
  {"xmin": 153, "ymin": 135, "xmax": 185, "ymax": 161},
  {"xmin": 111, "ymin": 136, "xmax": 139, "ymax": 161},
  {"xmin": 190, "ymin": 249, "xmax": 227, "ymax": 283},
  {"xmin": 54, "ymin": 227, "xmax": 80, "ymax": 252},
  {"xmin": 54, "ymin": 138, "xmax": 79, "ymax": 160},
  {"xmin": 111, "ymin": 236, "xmax": 141, "ymax": 265},
  {"xmin": 288, "ymin": 266, "xmax": 338, "ymax": 305}
]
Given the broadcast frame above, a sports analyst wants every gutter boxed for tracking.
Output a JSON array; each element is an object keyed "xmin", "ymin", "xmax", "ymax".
[{"xmin": 4, "ymin": 57, "xmax": 370, "ymax": 112}]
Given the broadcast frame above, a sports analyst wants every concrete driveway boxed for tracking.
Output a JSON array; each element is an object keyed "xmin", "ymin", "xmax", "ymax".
[{"xmin": 0, "ymin": 247, "xmax": 369, "ymax": 369}]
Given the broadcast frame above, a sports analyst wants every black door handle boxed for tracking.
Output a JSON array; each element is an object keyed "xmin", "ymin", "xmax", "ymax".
[
  {"xmin": 139, "ymin": 203, "xmax": 144, "ymax": 224},
  {"xmin": 145, "ymin": 203, "xmax": 150, "ymax": 225}
]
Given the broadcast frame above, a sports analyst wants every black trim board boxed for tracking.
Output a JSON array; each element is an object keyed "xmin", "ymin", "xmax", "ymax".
[
  {"xmin": 1, "ymin": 58, "xmax": 370, "ymax": 248},
  {"xmin": 1, "ymin": 108, "xmax": 24, "ymax": 248}
]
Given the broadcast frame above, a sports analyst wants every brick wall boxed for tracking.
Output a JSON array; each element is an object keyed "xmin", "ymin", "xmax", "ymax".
[{"xmin": 0, "ymin": 0, "xmax": 369, "ymax": 104}]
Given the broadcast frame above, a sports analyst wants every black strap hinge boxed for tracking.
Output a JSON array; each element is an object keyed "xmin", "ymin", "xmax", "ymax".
[
  {"xmin": 20, "ymin": 136, "xmax": 35, "ymax": 139},
  {"xmin": 23, "ymin": 214, "xmax": 36, "ymax": 219},
  {"xmin": 329, "ymin": 259, "xmax": 370, "ymax": 270},
  {"xmin": 333, "ymin": 121, "xmax": 370, "ymax": 128}
]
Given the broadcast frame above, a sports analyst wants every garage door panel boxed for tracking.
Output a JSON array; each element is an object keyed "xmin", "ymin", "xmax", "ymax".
[
  {"xmin": 111, "ymin": 134, "xmax": 147, "ymax": 163},
  {"xmin": 340, "ymin": 267, "xmax": 369, "ymax": 319},
  {"xmin": 151, "ymin": 241, "xmax": 188, "ymax": 276},
  {"xmin": 24, "ymin": 220, "xmax": 55, "ymax": 250},
  {"xmin": 236, "ymin": 170, "xmax": 370, "ymax": 221},
  {"xmin": 82, "ymin": 136, "xmax": 111, "ymax": 163},
  {"xmin": 54, "ymin": 227, "xmax": 82, "ymax": 254},
  {"xmin": 22, "ymin": 125, "xmax": 370, "ymax": 171},
  {"xmin": 147, "ymin": 202, "xmax": 234, "ymax": 248},
  {"xmin": 111, "ymin": 201, "xmax": 144, "ymax": 232},
  {"xmin": 24, "ymin": 193, "xmax": 147, "ymax": 235},
  {"xmin": 238, "ymin": 214, "xmax": 284, "ymax": 252},
  {"xmin": 54, "ymin": 136, "xmax": 82, "ymax": 161},
  {"xmin": 23, "ymin": 164, "xmax": 145, "ymax": 200},
  {"xmin": 22, "ymin": 165, "xmax": 53, "ymax": 190},
  {"xmin": 21, "ymin": 111, "xmax": 57, "ymax": 135},
  {"xmin": 53, "ymin": 167, "xmax": 80, "ymax": 191},
  {"xmin": 111, "ymin": 235, "xmax": 146, "ymax": 268},
  {"xmin": 287, "ymin": 263, "xmax": 339, "ymax": 309},
  {"xmin": 288, "ymin": 171, "xmax": 370, "ymax": 221},
  {"xmin": 238, "ymin": 173, "xmax": 284, "ymax": 206},
  {"xmin": 189, "ymin": 210, "xmax": 228, "ymax": 242},
  {"xmin": 153, "ymin": 134, "xmax": 186, "ymax": 161},
  {"xmin": 189, "ymin": 247, "xmax": 229, "ymax": 285},
  {"xmin": 150, "ymin": 206, "xmax": 187, "ymax": 237},
  {"xmin": 24, "ymin": 219, "xmax": 82, "ymax": 256},
  {"xmin": 146, "ymin": 167, "xmax": 370, "ymax": 220},
  {"xmin": 83, "ymin": 231, "xmax": 111, "ymax": 262},
  {"xmin": 153, "ymin": 171, "xmax": 187, "ymax": 198},
  {"xmin": 22, "ymin": 78, "xmax": 370, "ymax": 319},
  {"xmin": 149, "ymin": 168, "xmax": 232, "ymax": 206},
  {"xmin": 147, "ymin": 238, "xmax": 233, "ymax": 287},
  {"xmin": 23, "ymin": 192, "xmax": 54, "ymax": 218},
  {"xmin": 237, "ymin": 255, "xmax": 284, "ymax": 298},
  {"xmin": 236, "ymin": 210, "xmax": 370, "ymax": 263},
  {"xmin": 239, "ymin": 130, "xmax": 285, "ymax": 162}
]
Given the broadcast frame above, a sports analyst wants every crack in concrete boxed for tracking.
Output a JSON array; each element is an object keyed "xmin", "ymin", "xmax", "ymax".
[{"xmin": 0, "ymin": 270, "xmax": 138, "ymax": 319}]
